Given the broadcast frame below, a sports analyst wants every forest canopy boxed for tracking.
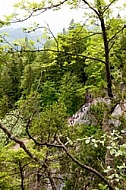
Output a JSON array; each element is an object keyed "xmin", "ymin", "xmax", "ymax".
[{"xmin": 0, "ymin": 0, "xmax": 126, "ymax": 190}]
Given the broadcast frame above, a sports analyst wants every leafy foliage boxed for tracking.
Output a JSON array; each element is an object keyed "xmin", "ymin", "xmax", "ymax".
[{"xmin": 0, "ymin": 0, "xmax": 126, "ymax": 189}]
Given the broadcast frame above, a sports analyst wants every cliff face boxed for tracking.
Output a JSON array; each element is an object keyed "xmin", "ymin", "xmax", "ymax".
[{"xmin": 68, "ymin": 97, "xmax": 126, "ymax": 127}]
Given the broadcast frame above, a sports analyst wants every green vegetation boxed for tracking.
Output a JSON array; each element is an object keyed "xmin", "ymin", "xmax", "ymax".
[{"xmin": 0, "ymin": 0, "xmax": 126, "ymax": 189}]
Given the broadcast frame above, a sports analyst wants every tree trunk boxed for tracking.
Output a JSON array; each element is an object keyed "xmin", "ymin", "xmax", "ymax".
[
  {"xmin": 99, "ymin": 13, "xmax": 113, "ymax": 98},
  {"xmin": 19, "ymin": 162, "xmax": 25, "ymax": 190}
]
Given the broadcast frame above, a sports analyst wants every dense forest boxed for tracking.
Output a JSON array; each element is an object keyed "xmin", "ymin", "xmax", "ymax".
[{"xmin": 0, "ymin": 0, "xmax": 126, "ymax": 189}]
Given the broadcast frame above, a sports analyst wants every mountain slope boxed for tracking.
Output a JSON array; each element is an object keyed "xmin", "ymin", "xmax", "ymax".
[{"xmin": 0, "ymin": 27, "xmax": 43, "ymax": 48}]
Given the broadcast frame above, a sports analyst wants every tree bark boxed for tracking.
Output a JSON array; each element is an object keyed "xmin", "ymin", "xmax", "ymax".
[
  {"xmin": 82, "ymin": 0, "xmax": 113, "ymax": 98},
  {"xmin": 98, "ymin": 12, "xmax": 113, "ymax": 98},
  {"xmin": 19, "ymin": 162, "xmax": 25, "ymax": 190}
]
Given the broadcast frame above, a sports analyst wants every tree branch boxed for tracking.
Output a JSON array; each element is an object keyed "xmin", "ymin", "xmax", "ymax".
[
  {"xmin": 25, "ymin": 113, "xmax": 63, "ymax": 149},
  {"xmin": 108, "ymin": 25, "xmax": 126, "ymax": 43},
  {"xmin": 103, "ymin": 0, "xmax": 118, "ymax": 14},
  {"xmin": 82, "ymin": 0, "xmax": 99, "ymax": 16},
  {"xmin": 0, "ymin": 122, "xmax": 43, "ymax": 163},
  {"xmin": 0, "ymin": 121, "xmax": 115, "ymax": 190},
  {"xmin": 24, "ymin": 25, "xmax": 59, "ymax": 51},
  {"xmin": 2, "ymin": 35, "xmax": 17, "ymax": 51},
  {"xmin": 8, "ymin": 48, "xmax": 105, "ymax": 64},
  {"xmin": 10, "ymin": 0, "xmax": 67, "ymax": 24},
  {"xmin": 0, "ymin": 122, "xmax": 57, "ymax": 190},
  {"xmin": 57, "ymin": 136, "xmax": 115, "ymax": 190}
]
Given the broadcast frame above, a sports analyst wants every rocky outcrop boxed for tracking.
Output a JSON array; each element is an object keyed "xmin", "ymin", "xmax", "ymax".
[{"xmin": 68, "ymin": 97, "xmax": 126, "ymax": 127}]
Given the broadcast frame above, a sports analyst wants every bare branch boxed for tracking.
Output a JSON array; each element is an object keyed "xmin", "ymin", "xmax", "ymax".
[
  {"xmin": 2, "ymin": 35, "xmax": 17, "ymax": 51},
  {"xmin": 77, "ymin": 32, "xmax": 102, "ymax": 40},
  {"xmin": 0, "ymin": 122, "xmax": 57, "ymax": 190},
  {"xmin": 108, "ymin": 41, "xmax": 116, "ymax": 52},
  {"xmin": 8, "ymin": 48, "xmax": 105, "ymax": 64},
  {"xmin": 82, "ymin": 0, "xmax": 99, "ymax": 16},
  {"xmin": 108, "ymin": 25, "xmax": 126, "ymax": 43},
  {"xmin": 24, "ymin": 25, "xmax": 59, "ymax": 51},
  {"xmin": 0, "ymin": 121, "xmax": 115, "ymax": 190},
  {"xmin": 9, "ymin": 112, "xmax": 20, "ymax": 134},
  {"xmin": 0, "ymin": 122, "xmax": 42, "ymax": 164},
  {"xmin": 25, "ymin": 113, "xmax": 63, "ymax": 148},
  {"xmin": 10, "ymin": 0, "xmax": 67, "ymax": 24},
  {"xmin": 103, "ymin": 0, "xmax": 118, "ymax": 14},
  {"xmin": 89, "ymin": 111, "xmax": 102, "ymax": 126},
  {"xmin": 57, "ymin": 136, "xmax": 114, "ymax": 190}
]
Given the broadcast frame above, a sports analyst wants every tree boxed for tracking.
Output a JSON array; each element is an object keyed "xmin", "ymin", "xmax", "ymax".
[{"xmin": 0, "ymin": 0, "xmax": 126, "ymax": 189}]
